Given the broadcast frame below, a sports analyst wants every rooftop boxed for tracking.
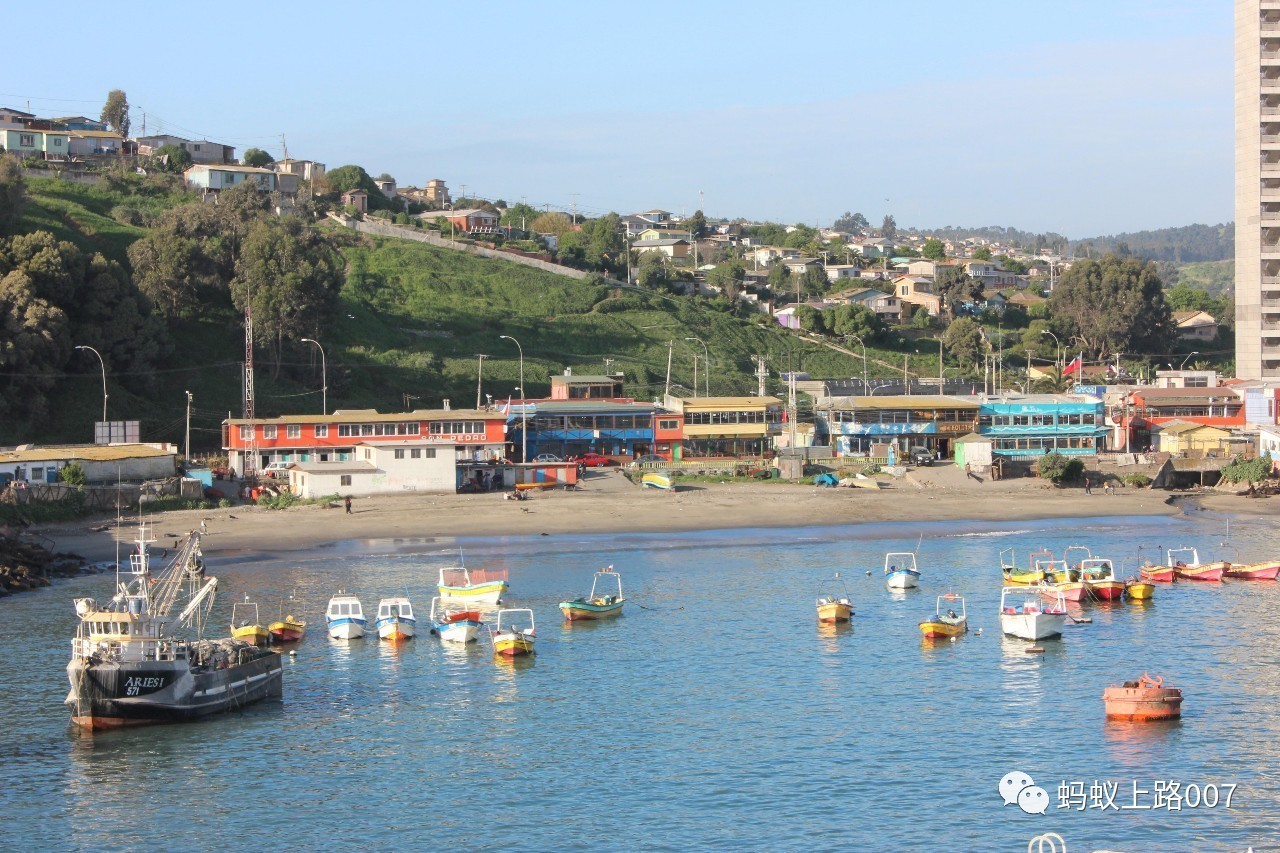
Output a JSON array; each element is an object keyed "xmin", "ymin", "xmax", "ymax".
[
  {"xmin": 0, "ymin": 444, "xmax": 174, "ymax": 464},
  {"xmin": 224, "ymin": 408, "xmax": 501, "ymax": 425}
]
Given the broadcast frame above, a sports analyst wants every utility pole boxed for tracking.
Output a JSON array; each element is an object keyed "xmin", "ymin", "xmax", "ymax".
[
  {"xmin": 938, "ymin": 338, "xmax": 944, "ymax": 395},
  {"xmin": 664, "ymin": 341, "xmax": 674, "ymax": 400},
  {"xmin": 185, "ymin": 391, "xmax": 192, "ymax": 465},
  {"xmin": 903, "ymin": 353, "xmax": 909, "ymax": 385},
  {"xmin": 691, "ymin": 353, "xmax": 699, "ymax": 399},
  {"xmin": 243, "ymin": 287, "xmax": 257, "ymax": 477},
  {"xmin": 788, "ymin": 370, "xmax": 798, "ymax": 451},
  {"xmin": 754, "ymin": 355, "xmax": 768, "ymax": 397},
  {"xmin": 280, "ymin": 133, "xmax": 288, "ymax": 161},
  {"xmin": 1026, "ymin": 350, "xmax": 1034, "ymax": 393},
  {"xmin": 571, "ymin": 193, "xmax": 578, "ymax": 223},
  {"xmin": 475, "ymin": 354, "xmax": 488, "ymax": 409}
]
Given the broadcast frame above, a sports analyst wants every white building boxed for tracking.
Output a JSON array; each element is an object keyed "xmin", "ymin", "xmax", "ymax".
[
  {"xmin": 286, "ymin": 440, "xmax": 457, "ymax": 498},
  {"xmin": 0, "ymin": 444, "xmax": 177, "ymax": 485}
]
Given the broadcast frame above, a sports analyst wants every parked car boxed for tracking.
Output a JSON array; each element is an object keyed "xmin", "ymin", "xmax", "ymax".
[
  {"xmin": 534, "ymin": 454, "xmax": 562, "ymax": 463},
  {"xmin": 629, "ymin": 454, "xmax": 667, "ymax": 468},
  {"xmin": 261, "ymin": 463, "xmax": 293, "ymax": 479},
  {"xmin": 909, "ymin": 447, "xmax": 933, "ymax": 467},
  {"xmin": 578, "ymin": 452, "xmax": 617, "ymax": 468}
]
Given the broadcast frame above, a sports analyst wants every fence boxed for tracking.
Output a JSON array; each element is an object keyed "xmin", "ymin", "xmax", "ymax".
[{"xmin": 1, "ymin": 478, "xmax": 188, "ymax": 512}]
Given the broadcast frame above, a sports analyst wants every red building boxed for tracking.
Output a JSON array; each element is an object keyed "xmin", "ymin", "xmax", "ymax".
[
  {"xmin": 222, "ymin": 409, "xmax": 508, "ymax": 474},
  {"xmin": 1119, "ymin": 387, "xmax": 1245, "ymax": 452}
]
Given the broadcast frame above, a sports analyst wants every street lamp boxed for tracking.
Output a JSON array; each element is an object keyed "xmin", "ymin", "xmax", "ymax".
[
  {"xmin": 475, "ymin": 354, "xmax": 488, "ymax": 409},
  {"xmin": 1179, "ymin": 351, "xmax": 1200, "ymax": 370},
  {"xmin": 1040, "ymin": 329, "xmax": 1062, "ymax": 372},
  {"xmin": 300, "ymin": 338, "xmax": 327, "ymax": 415},
  {"xmin": 846, "ymin": 334, "xmax": 867, "ymax": 391},
  {"xmin": 685, "ymin": 337, "xmax": 710, "ymax": 397},
  {"xmin": 185, "ymin": 390, "xmax": 192, "ymax": 466},
  {"xmin": 499, "ymin": 334, "xmax": 527, "ymax": 463},
  {"xmin": 74, "ymin": 345, "xmax": 107, "ymax": 433}
]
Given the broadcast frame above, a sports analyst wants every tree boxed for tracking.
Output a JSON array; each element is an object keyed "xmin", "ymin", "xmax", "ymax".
[
  {"xmin": 793, "ymin": 304, "xmax": 827, "ymax": 333},
  {"xmin": 767, "ymin": 259, "xmax": 791, "ymax": 296},
  {"xmin": 687, "ymin": 209, "xmax": 707, "ymax": 239},
  {"xmin": 922, "ymin": 238, "xmax": 946, "ymax": 261},
  {"xmin": 59, "ymin": 461, "xmax": 86, "ymax": 487},
  {"xmin": 501, "ymin": 202, "xmax": 539, "ymax": 230},
  {"xmin": 0, "ymin": 155, "xmax": 26, "ymax": 235},
  {"xmin": 636, "ymin": 252, "xmax": 669, "ymax": 289},
  {"xmin": 880, "ymin": 214, "xmax": 897, "ymax": 241},
  {"xmin": 829, "ymin": 303, "xmax": 883, "ymax": 341},
  {"xmin": 1037, "ymin": 451, "xmax": 1083, "ymax": 484},
  {"xmin": 100, "ymin": 89, "xmax": 130, "ymax": 137},
  {"xmin": 706, "ymin": 258, "xmax": 746, "ymax": 301},
  {"xmin": 995, "ymin": 254, "xmax": 1027, "ymax": 274},
  {"xmin": 973, "ymin": 247, "xmax": 993, "ymax": 261},
  {"xmin": 933, "ymin": 266, "xmax": 983, "ymax": 319},
  {"xmin": 833, "ymin": 211, "xmax": 869, "ymax": 232},
  {"xmin": 942, "ymin": 317, "xmax": 985, "ymax": 371},
  {"xmin": 152, "ymin": 144, "xmax": 192, "ymax": 173},
  {"xmin": 0, "ymin": 269, "xmax": 70, "ymax": 423},
  {"xmin": 530, "ymin": 212, "xmax": 573, "ymax": 237},
  {"xmin": 1048, "ymin": 255, "xmax": 1172, "ymax": 359},
  {"xmin": 800, "ymin": 264, "xmax": 829, "ymax": 301},
  {"xmin": 911, "ymin": 306, "xmax": 933, "ymax": 330},
  {"xmin": 242, "ymin": 148, "xmax": 275, "ymax": 168}
]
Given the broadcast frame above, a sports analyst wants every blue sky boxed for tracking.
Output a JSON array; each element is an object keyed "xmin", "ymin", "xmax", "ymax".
[{"xmin": 5, "ymin": 1, "xmax": 1230, "ymax": 237}]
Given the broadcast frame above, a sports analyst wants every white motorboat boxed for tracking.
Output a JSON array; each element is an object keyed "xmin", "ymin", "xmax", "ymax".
[
  {"xmin": 325, "ymin": 592, "xmax": 367, "ymax": 639},
  {"xmin": 999, "ymin": 585, "xmax": 1067, "ymax": 641},
  {"xmin": 429, "ymin": 596, "xmax": 482, "ymax": 643},
  {"xmin": 884, "ymin": 551, "xmax": 921, "ymax": 590},
  {"xmin": 376, "ymin": 596, "xmax": 416, "ymax": 641}
]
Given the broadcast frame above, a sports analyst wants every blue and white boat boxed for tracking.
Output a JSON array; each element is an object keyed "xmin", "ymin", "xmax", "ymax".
[
  {"xmin": 326, "ymin": 592, "xmax": 367, "ymax": 639},
  {"xmin": 376, "ymin": 596, "xmax": 416, "ymax": 642},
  {"xmin": 884, "ymin": 552, "xmax": 921, "ymax": 590}
]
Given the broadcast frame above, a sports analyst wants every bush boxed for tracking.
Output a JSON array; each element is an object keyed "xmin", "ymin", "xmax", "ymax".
[
  {"xmin": 1220, "ymin": 454, "xmax": 1273, "ymax": 484},
  {"xmin": 1036, "ymin": 452, "xmax": 1084, "ymax": 484},
  {"xmin": 59, "ymin": 462, "xmax": 86, "ymax": 487},
  {"xmin": 256, "ymin": 492, "xmax": 300, "ymax": 510},
  {"xmin": 1122, "ymin": 473, "xmax": 1152, "ymax": 487},
  {"xmin": 861, "ymin": 463, "xmax": 882, "ymax": 475}
]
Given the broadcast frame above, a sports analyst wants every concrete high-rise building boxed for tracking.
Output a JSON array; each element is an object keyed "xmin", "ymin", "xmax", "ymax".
[{"xmin": 1235, "ymin": 0, "xmax": 1280, "ymax": 379}]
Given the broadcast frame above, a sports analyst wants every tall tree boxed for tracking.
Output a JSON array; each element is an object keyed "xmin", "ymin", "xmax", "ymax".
[
  {"xmin": 242, "ymin": 147, "xmax": 275, "ymax": 168},
  {"xmin": 530, "ymin": 212, "xmax": 573, "ymax": 236},
  {"xmin": 833, "ymin": 211, "xmax": 869, "ymax": 232},
  {"xmin": 800, "ymin": 264, "xmax": 829, "ymax": 300},
  {"xmin": 687, "ymin": 209, "xmax": 707, "ymax": 239},
  {"xmin": 0, "ymin": 155, "xmax": 26, "ymax": 235},
  {"xmin": 880, "ymin": 214, "xmax": 897, "ymax": 241},
  {"xmin": 766, "ymin": 259, "xmax": 791, "ymax": 296},
  {"xmin": 706, "ymin": 258, "xmax": 745, "ymax": 301},
  {"xmin": 972, "ymin": 246, "xmax": 993, "ymax": 261},
  {"xmin": 942, "ymin": 317, "xmax": 985, "ymax": 371},
  {"xmin": 922, "ymin": 238, "xmax": 945, "ymax": 261},
  {"xmin": 933, "ymin": 266, "xmax": 983, "ymax": 319},
  {"xmin": 1048, "ymin": 255, "xmax": 1172, "ymax": 359},
  {"xmin": 100, "ymin": 89, "xmax": 130, "ymax": 137}
]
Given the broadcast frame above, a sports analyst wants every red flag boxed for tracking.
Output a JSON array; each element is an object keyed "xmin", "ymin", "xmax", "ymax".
[{"xmin": 1063, "ymin": 353, "xmax": 1083, "ymax": 376}]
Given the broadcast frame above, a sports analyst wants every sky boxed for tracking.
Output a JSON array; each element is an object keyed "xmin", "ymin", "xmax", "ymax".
[{"xmin": 4, "ymin": 1, "xmax": 1232, "ymax": 237}]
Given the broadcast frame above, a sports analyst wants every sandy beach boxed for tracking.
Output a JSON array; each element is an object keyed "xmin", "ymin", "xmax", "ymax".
[{"xmin": 25, "ymin": 463, "xmax": 1260, "ymax": 564}]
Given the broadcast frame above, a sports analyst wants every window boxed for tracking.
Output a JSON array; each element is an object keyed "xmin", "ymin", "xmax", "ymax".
[
  {"xmin": 287, "ymin": 424, "xmax": 301, "ymax": 439},
  {"xmin": 193, "ymin": 144, "xmax": 202, "ymax": 151},
  {"xmin": 240, "ymin": 425, "xmax": 253, "ymax": 441},
  {"xmin": 658, "ymin": 418, "xmax": 679, "ymax": 431},
  {"xmin": 315, "ymin": 424, "xmax": 328, "ymax": 438},
  {"xmin": 430, "ymin": 420, "xmax": 484, "ymax": 435},
  {"xmin": 424, "ymin": 448, "xmax": 436, "ymax": 459},
  {"xmin": 411, "ymin": 449, "xmax": 421, "ymax": 459},
  {"xmin": 394, "ymin": 449, "xmax": 405, "ymax": 459},
  {"xmin": 263, "ymin": 425, "xmax": 277, "ymax": 439},
  {"xmin": 19, "ymin": 133, "xmax": 33, "ymax": 146},
  {"xmin": 340, "ymin": 475, "xmax": 352, "ymax": 486},
  {"xmin": 53, "ymin": 137, "xmax": 63, "ymax": 147}
]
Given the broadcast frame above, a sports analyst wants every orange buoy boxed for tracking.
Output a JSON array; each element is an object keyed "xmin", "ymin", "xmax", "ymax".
[{"xmin": 1102, "ymin": 672, "xmax": 1183, "ymax": 721}]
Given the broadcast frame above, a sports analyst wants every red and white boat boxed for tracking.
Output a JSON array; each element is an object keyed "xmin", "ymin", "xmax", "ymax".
[
  {"xmin": 1224, "ymin": 559, "xmax": 1280, "ymax": 581},
  {"xmin": 1080, "ymin": 557, "xmax": 1125, "ymax": 601},
  {"xmin": 1166, "ymin": 547, "xmax": 1225, "ymax": 582},
  {"xmin": 1038, "ymin": 556, "xmax": 1087, "ymax": 602},
  {"xmin": 1103, "ymin": 673, "xmax": 1183, "ymax": 721},
  {"xmin": 1138, "ymin": 563, "xmax": 1176, "ymax": 583}
]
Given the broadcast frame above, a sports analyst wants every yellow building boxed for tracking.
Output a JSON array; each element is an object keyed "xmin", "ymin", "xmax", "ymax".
[
  {"xmin": 1153, "ymin": 420, "xmax": 1233, "ymax": 457},
  {"xmin": 665, "ymin": 395, "xmax": 784, "ymax": 458}
]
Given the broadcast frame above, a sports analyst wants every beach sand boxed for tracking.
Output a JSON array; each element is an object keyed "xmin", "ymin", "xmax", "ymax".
[{"xmin": 26, "ymin": 463, "xmax": 1251, "ymax": 564}]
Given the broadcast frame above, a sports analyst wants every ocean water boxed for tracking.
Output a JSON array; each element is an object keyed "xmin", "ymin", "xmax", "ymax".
[{"xmin": 2, "ymin": 507, "xmax": 1278, "ymax": 851}]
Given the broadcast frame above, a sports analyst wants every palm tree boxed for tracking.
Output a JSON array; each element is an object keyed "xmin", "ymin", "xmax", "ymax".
[{"xmin": 1032, "ymin": 364, "xmax": 1074, "ymax": 393}]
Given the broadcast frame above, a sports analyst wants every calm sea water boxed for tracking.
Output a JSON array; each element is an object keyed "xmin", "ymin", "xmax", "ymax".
[{"xmin": 2, "ymin": 507, "xmax": 1278, "ymax": 851}]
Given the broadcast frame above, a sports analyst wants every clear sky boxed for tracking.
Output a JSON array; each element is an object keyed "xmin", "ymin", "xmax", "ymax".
[{"xmin": 4, "ymin": 1, "xmax": 1231, "ymax": 237}]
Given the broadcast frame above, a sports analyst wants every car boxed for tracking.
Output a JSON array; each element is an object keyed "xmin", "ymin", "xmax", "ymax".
[
  {"xmin": 578, "ymin": 452, "xmax": 617, "ymax": 468},
  {"xmin": 534, "ymin": 454, "xmax": 563, "ymax": 463},
  {"xmin": 909, "ymin": 447, "xmax": 934, "ymax": 467},
  {"xmin": 261, "ymin": 463, "xmax": 294, "ymax": 479},
  {"xmin": 629, "ymin": 454, "xmax": 667, "ymax": 468}
]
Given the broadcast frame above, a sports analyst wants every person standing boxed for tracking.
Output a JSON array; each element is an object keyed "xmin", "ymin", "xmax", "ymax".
[
  {"xmin": 344, "ymin": 496, "xmax": 352, "ymax": 514},
  {"xmin": 1083, "ymin": 476, "xmax": 1092, "ymax": 495}
]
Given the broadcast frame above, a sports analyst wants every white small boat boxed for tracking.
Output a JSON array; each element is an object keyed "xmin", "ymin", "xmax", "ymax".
[
  {"xmin": 999, "ymin": 585, "xmax": 1067, "ymax": 641},
  {"xmin": 429, "ymin": 596, "xmax": 482, "ymax": 643},
  {"xmin": 438, "ymin": 564, "xmax": 509, "ymax": 605},
  {"xmin": 376, "ymin": 596, "xmax": 416, "ymax": 641},
  {"xmin": 326, "ymin": 592, "xmax": 367, "ymax": 639},
  {"xmin": 884, "ymin": 551, "xmax": 921, "ymax": 590}
]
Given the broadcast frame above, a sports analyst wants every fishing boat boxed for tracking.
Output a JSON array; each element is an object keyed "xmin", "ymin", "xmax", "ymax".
[
  {"xmin": 268, "ymin": 593, "xmax": 306, "ymax": 644},
  {"xmin": 1103, "ymin": 673, "xmax": 1183, "ymax": 721},
  {"xmin": 560, "ymin": 566, "xmax": 626, "ymax": 620},
  {"xmin": 1124, "ymin": 579, "xmax": 1156, "ymax": 601},
  {"xmin": 1138, "ymin": 561, "xmax": 1176, "ymax": 583},
  {"xmin": 884, "ymin": 551, "xmax": 921, "ymax": 590},
  {"xmin": 428, "ymin": 596, "xmax": 483, "ymax": 643},
  {"xmin": 1000, "ymin": 547, "xmax": 1048, "ymax": 586},
  {"xmin": 438, "ymin": 563, "xmax": 509, "ymax": 604},
  {"xmin": 641, "ymin": 472, "xmax": 673, "ymax": 490},
  {"xmin": 1038, "ymin": 556, "xmax": 1086, "ymax": 602},
  {"xmin": 919, "ymin": 593, "xmax": 967, "ymax": 639},
  {"xmin": 999, "ymin": 585, "xmax": 1068, "ymax": 641},
  {"xmin": 1166, "ymin": 547, "xmax": 1226, "ymax": 582},
  {"xmin": 816, "ymin": 573, "xmax": 854, "ymax": 623},
  {"xmin": 375, "ymin": 596, "xmax": 416, "ymax": 641},
  {"xmin": 230, "ymin": 597, "xmax": 270, "ymax": 646},
  {"xmin": 491, "ymin": 608, "xmax": 536, "ymax": 657},
  {"xmin": 1080, "ymin": 557, "xmax": 1125, "ymax": 601},
  {"xmin": 66, "ymin": 526, "xmax": 283, "ymax": 731},
  {"xmin": 325, "ymin": 592, "xmax": 367, "ymax": 639},
  {"xmin": 1224, "ymin": 559, "xmax": 1280, "ymax": 581}
]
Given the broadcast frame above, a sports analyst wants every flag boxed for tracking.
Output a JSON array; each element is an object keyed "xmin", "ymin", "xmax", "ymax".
[
  {"xmin": 502, "ymin": 396, "xmax": 512, "ymax": 417},
  {"xmin": 1063, "ymin": 353, "xmax": 1083, "ymax": 376}
]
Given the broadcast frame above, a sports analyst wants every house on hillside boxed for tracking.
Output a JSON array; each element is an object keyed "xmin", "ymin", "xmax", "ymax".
[
  {"xmin": 53, "ymin": 116, "xmax": 108, "ymax": 131},
  {"xmin": 783, "ymin": 257, "xmax": 823, "ymax": 276},
  {"xmin": 184, "ymin": 164, "xmax": 278, "ymax": 194},
  {"xmin": 632, "ymin": 238, "xmax": 690, "ymax": 259},
  {"xmin": 341, "ymin": 189, "xmax": 368, "ymax": 212},
  {"xmin": 374, "ymin": 177, "xmax": 396, "ymax": 198},
  {"xmin": 894, "ymin": 276, "xmax": 940, "ymax": 316},
  {"xmin": 273, "ymin": 159, "xmax": 326, "ymax": 182},
  {"xmin": 1174, "ymin": 310, "xmax": 1219, "ymax": 342},
  {"xmin": 416, "ymin": 207, "xmax": 500, "ymax": 234},
  {"xmin": 135, "ymin": 134, "xmax": 235, "ymax": 164},
  {"xmin": 67, "ymin": 130, "xmax": 123, "ymax": 156},
  {"xmin": 0, "ymin": 107, "xmax": 35, "ymax": 128},
  {"xmin": 0, "ymin": 126, "xmax": 69, "ymax": 160}
]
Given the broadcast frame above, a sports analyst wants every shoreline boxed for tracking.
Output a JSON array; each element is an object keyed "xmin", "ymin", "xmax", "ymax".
[{"xmin": 21, "ymin": 465, "xmax": 1247, "ymax": 565}]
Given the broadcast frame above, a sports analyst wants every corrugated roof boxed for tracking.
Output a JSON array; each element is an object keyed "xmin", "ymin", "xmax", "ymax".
[
  {"xmin": 0, "ymin": 444, "xmax": 174, "ymax": 463},
  {"xmin": 840, "ymin": 396, "xmax": 980, "ymax": 411},
  {"xmin": 531, "ymin": 401, "xmax": 656, "ymax": 413},
  {"xmin": 224, "ymin": 408, "xmax": 500, "ymax": 425},
  {"xmin": 674, "ymin": 396, "xmax": 782, "ymax": 408}
]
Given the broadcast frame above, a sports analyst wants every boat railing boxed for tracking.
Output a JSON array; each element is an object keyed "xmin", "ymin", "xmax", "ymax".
[{"xmin": 469, "ymin": 569, "xmax": 509, "ymax": 585}]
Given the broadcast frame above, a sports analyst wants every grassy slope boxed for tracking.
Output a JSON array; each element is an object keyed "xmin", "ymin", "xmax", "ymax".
[{"xmin": 1174, "ymin": 260, "xmax": 1233, "ymax": 296}]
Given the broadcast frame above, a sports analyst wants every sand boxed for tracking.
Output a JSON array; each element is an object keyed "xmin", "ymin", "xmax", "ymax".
[{"xmin": 26, "ymin": 463, "xmax": 1257, "ymax": 565}]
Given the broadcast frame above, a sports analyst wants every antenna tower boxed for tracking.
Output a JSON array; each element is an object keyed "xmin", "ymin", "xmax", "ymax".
[
  {"xmin": 753, "ymin": 355, "xmax": 768, "ymax": 397},
  {"xmin": 242, "ymin": 293, "xmax": 258, "ymax": 477}
]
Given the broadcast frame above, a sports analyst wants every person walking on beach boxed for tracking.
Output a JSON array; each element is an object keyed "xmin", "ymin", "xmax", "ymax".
[
  {"xmin": 965, "ymin": 463, "xmax": 980, "ymax": 482},
  {"xmin": 344, "ymin": 496, "xmax": 352, "ymax": 514},
  {"xmin": 1083, "ymin": 477, "xmax": 1092, "ymax": 495}
]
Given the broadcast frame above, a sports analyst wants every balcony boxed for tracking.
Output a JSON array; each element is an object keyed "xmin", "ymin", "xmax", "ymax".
[{"xmin": 1265, "ymin": 52, "xmax": 1280, "ymax": 66}]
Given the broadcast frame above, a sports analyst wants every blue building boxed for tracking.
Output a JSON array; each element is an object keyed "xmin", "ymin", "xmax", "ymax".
[
  {"xmin": 978, "ymin": 393, "xmax": 1106, "ymax": 457},
  {"xmin": 511, "ymin": 400, "xmax": 657, "ymax": 462}
]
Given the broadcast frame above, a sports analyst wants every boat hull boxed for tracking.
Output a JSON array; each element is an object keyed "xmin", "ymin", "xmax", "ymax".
[
  {"xmin": 434, "ymin": 621, "xmax": 481, "ymax": 643},
  {"xmin": 1224, "ymin": 561, "xmax": 1280, "ymax": 580},
  {"xmin": 1139, "ymin": 565, "xmax": 1176, "ymax": 583},
  {"xmin": 231, "ymin": 625, "xmax": 270, "ymax": 646},
  {"xmin": 641, "ymin": 473, "xmax": 673, "ymax": 490},
  {"xmin": 1103, "ymin": 685, "xmax": 1183, "ymax": 721},
  {"xmin": 1040, "ymin": 582, "xmax": 1086, "ymax": 602},
  {"xmin": 1000, "ymin": 612, "xmax": 1065, "ymax": 641},
  {"xmin": 1175, "ymin": 564, "xmax": 1225, "ymax": 582},
  {"xmin": 1086, "ymin": 581, "xmax": 1125, "ymax": 601},
  {"xmin": 268, "ymin": 620, "xmax": 305, "ymax": 644},
  {"xmin": 493, "ymin": 635, "xmax": 535, "ymax": 657},
  {"xmin": 919, "ymin": 619, "xmax": 966, "ymax": 639},
  {"xmin": 66, "ymin": 646, "xmax": 283, "ymax": 731},
  {"xmin": 559, "ymin": 599, "xmax": 625, "ymax": 620},
  {"xmin": 1125, "ymin": 582, "xmax": 1156, "ymax": 601},
  {"xmin": 377, "ymin": 618, "xmax": 416, "ymax": 641},
  {"xmin": 438, "ymin": 581, "xmax": 508, "ymax": 605},
  {"xmin": 885, "ymin": 571, "xmax": 919, "ymax": 590},
  {"xmin": 1003, "ymin": 570, "xmax": 1046, "ymax": 586},
  {"xmin": 816, "ymin": 602, "xmax": 853, "ymax": 623},
  {"xmin": 326, "ymin": 617, "xmax": 366, "ymax": 640}
]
